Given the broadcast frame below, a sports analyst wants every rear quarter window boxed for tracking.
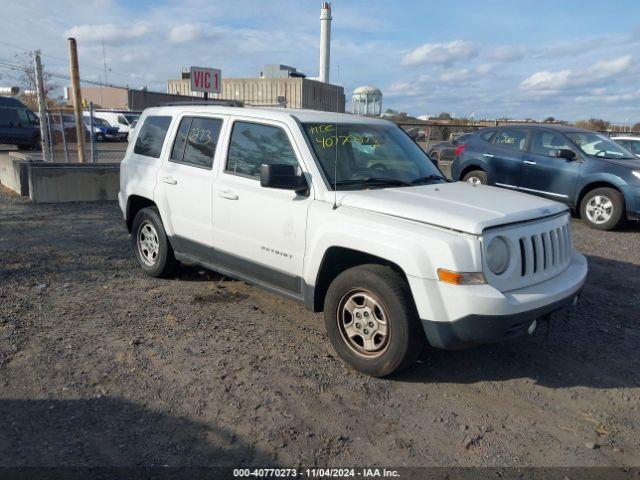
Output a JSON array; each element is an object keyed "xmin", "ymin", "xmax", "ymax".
[{"xmin": 133, "ymin": 116, "xmax": 172, "ymax": 158}]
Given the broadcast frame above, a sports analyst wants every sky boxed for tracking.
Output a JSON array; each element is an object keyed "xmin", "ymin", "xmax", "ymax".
[{"xmin": 0, "ymin": 0, "xmax": 639, "ymax": 122}]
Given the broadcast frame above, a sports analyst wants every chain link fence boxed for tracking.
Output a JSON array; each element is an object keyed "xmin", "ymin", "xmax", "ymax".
[{"xmin": 1, "ymin": 53, "xmax": 129, "ymax": 164}]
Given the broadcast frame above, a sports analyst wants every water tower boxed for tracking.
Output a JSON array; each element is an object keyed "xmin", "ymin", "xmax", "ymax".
[{"xmin": 351, "ymin": 86, "xmax": 383, "ymax": 116}]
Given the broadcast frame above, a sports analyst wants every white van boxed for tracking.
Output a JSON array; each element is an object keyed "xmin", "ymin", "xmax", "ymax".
[{"xmin": 91, "ymin": 110, "xmax": 141, "ymax": 140}]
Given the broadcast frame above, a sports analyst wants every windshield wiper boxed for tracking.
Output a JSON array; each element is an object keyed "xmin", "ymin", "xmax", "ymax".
[
  {"xmin": 410, "ymin": 174, "xmax": 445, "ymax": 185},
  {"xmin": 334, "ymin": 177, "xmax": 413, "ymax": 188}
]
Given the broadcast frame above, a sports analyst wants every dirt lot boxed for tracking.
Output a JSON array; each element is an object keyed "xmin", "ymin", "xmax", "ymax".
[{"xmin": 0, "ymin": 185, "xmax": 639, "ymax": 468}]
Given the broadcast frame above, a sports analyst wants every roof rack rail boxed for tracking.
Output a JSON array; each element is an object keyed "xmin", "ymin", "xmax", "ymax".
[{"xmin": 161, "ymin": 99, "xmax": 244, "ymax": 107}]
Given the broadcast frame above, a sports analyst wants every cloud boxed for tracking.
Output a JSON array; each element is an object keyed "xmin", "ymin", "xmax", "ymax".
[
  {"xmin": 520, "ymin": 55, "xmax": 634, "ymax": 94},
  {"xmin": 583, "ymin": 55, "xmax": 632, "ymax": 81},
  {"xmin": 64, "ymin": 23, "xmax": 150, "ymax": 44},
  {"xmin": 489, "ymin": 45, "xmax": 526, "ymax": 63},
  {"xmin": 476, "ymin": 63, "xmax": 493, "ymax": 75},
  {"xmin": 167, "ymin": 24, "xmax": 202, "ymax": 44},
  {"xmin": 401, "ymin": 40, "xmax": 478, "ymax": 67},
  {"xmin": 521, "ymin": 69, "xmax": 571, "ymax": 91}
]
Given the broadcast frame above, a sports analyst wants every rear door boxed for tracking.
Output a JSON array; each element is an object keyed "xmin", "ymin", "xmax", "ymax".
[
  {"xmin": 155, "ymin": 114, "xmax": 225, "ymax": 252},
  {"xmin": 519, "ymin": 129, "xmax": 581, "ymax": 204},
  {"xmin": 487, "ymin": 127, "xmax": 529, "ymax": 189}
]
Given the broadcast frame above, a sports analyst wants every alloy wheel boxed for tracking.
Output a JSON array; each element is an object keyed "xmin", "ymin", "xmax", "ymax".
[
  {"xmin": 137, "ymin": 221, "xmax": 160, "ymax": 266},
  {"xmin": 337, "ymin": 289, "xmax": 390, "ymax": 358},
  {"xmin": 585, "ymin": 195, "xmax": 613, "ymax": 225}
]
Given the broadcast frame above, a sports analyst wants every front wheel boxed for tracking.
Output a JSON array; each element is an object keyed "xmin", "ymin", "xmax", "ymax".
[
  {"xmin": 580, "ymin": 187, "xmax": 625, "ymax": 230},
  {"xmin": 323, "ymin": 264, "xmax": 425, "ymax": 377},
  {"xmin": 462, "ymin": 170, "xmax": 487, "ymax": 185},
  {"xmin": 131, "ymin": 207, "xmax": 178, "ymax": 277}
]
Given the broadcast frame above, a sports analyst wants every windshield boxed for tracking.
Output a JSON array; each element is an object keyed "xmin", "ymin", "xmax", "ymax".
[
  {"xmin": 302, "ymin": 122, "xmax": 444, "ymax": 190},
  {"xmin": 89, "ymin": 117, "xmax": 110, "ymax": 127},
  {"xmin": 566, "ymin": 132, "xmax": 635, "ymax": 159},
  {"xmin": 124, "ymin": 114, "xmax": 139, "ymax": 126}
]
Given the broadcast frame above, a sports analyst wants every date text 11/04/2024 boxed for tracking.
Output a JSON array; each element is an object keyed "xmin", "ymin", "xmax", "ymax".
[{"xmin": 232, "ymin": 468, "xmax": 400, "ymax": 477}]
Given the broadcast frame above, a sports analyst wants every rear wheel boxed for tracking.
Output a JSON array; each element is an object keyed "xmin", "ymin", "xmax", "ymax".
[
  {"xmin": 462, "ymin": 170, "xmax": 487, "ymax": 185},
  {"xmin": 323, "ymin": 264, "xmax": 425, "ymax": 377},
  {"xmin": 131, "ymin": 207, "xmax": 178, "ymax": 277},
  {"xmin": 580, "ymin": 187, "xmax": 625, "ymax": 230}
]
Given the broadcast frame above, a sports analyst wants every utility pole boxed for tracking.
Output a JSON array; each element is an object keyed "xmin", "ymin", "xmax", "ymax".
[
  {"xmin": 33, "ymin": 50, "xmax": 50, "ymax": 162},
  {"xmin": 68, "ymin": 37, "xmax": 86, "ymax": 163}
]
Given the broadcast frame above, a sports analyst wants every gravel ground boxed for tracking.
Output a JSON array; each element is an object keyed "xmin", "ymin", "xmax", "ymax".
[{"xmin": 0, "ymin": 185, "xmax": 639, "ymax": 468}]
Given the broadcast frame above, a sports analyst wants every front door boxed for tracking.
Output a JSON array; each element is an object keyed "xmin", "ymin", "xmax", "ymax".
[
  {"xmin": 155, "ymin": 114, "xmax": 225, "ymax": 252},
  {"xmin": 487, "ymin": 127, "xmax": 529, "ymax": 189},
  {"xmin": 519, "ymin": 129, "xmax": 581, "ymax": 204},
  {"xmin": 212, "ymin": 119, "xmax": 311, "ymax": 299}
]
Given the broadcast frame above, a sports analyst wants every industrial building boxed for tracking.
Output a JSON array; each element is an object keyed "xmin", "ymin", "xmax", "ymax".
[
  {"xmin": 164, "ymin": 3, "xmax": 344, "ymax": 113},
  {"xmin": 74, "ymin": 86, "xmax": 198, "ymax": 111},
  {"xmin": 166, "ymin": 65, "xmax": 345, "ymax": 112}
]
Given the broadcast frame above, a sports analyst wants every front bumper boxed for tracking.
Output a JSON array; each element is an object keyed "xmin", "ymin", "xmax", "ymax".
[
  {"xmin": 422, "ymin": 289, "xmax": 581, "ymax": 350},
  {"xmin": 409, "ymin": 252, "xmax": 587, "ymax": 350}
]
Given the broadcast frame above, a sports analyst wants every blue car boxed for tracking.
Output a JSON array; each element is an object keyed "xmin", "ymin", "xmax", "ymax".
[{"xmin": 451, "ymin": 124, "xmax": 640, "ymax": 230}]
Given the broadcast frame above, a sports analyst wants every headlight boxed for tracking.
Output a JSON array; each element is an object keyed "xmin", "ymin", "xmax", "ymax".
[
  {"xmin": 486, "ymin": 236, "xmax": 510, "ymax": 275},
  {"xmin": 632, "ymin": 170, "xmax": 640, "ymax": 181}
]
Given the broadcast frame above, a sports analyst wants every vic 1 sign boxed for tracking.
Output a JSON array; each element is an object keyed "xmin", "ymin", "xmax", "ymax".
[{"xmin": 190, "ymin": 67, "xmax": 221, "ymax": 94}]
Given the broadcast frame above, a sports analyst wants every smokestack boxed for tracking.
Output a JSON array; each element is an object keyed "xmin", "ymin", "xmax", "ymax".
[{"xmin": 319, "ymin": 2, "xmax": 332, "ymax": 83}]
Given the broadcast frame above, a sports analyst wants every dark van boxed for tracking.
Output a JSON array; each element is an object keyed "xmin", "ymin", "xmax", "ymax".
[{"xmin": 0, "ymin": 97, "xmax": 40, "ymax": 150}]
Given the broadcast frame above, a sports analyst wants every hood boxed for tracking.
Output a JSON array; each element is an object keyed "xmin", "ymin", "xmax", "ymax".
[{"xmin": 339, "ymin": 182, "xmax": 567, "ymax": 235}]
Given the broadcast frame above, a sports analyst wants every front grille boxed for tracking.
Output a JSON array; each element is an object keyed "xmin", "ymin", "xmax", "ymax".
[
  {"xmin": 517, "ymin": 223, "xmax": 572, "ymax": 277},
  {"xmin": 482, "ymin": 212, "xmax": 573, "ymax": 292}
]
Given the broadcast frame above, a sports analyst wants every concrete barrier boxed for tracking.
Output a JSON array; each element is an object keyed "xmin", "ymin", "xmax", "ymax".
[
  {"xmin": 0, "ymin": 154, "xmax": 36, "ymax": 196},
  {"xmin": 27, "ymin": 163, "xmax": 120, "ymax": 204}
]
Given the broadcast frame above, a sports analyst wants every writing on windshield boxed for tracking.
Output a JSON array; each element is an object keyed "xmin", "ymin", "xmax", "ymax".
[{"xmin": 310, "ymin": 124, "xmax": 381, "ymax": 149}]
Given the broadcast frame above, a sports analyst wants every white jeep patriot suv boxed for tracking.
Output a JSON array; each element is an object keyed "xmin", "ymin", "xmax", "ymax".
[{"xmin": 119, "ymin": 104, "xmax": 587, "ymax": 377}]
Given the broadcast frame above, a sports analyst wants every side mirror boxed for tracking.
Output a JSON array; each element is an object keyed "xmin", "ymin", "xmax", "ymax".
[
  {"xmin": 556, "ymin": 149, "xmax": 576, "ymax": 160},
  {"xmin": 260, "ymin": 164, "xmax": 307, "ymax": 194}
]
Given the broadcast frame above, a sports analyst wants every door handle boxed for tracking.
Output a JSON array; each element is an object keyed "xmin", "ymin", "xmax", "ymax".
[
  {"xmin": 523, "ymin": 160, "xmax": 537, "ymax": 166},
  {"xmin": 483, "ymin": 153, "xmax": 494, "ymax": 158},
  {"xmin": 161, "ymin": 176, "xmax": 177, "ymax": 185},
  {"xmin": 218, "ymin": 189, "xmax": 239, "ymax": 200}
]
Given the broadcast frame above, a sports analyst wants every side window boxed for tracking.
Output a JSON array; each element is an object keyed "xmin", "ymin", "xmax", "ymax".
[
  {"xmin": 133, "ymin": 116, "xmax": 172, "ymax": 158},
  {"xmin": 17, "ymin": 109, "xmax": 30, "ymax": 125},
  {"xmin": 117, "ymin": 115, "xmax": 128, "ymax": 125},
  {"xmin": 170, "ymin": 116, "xmax": 222, "ymax": 169},
  {"xmin": 494, "ymin": 128, "xmax": 528, "ymax": 151},
  {"xmin": 226, "ymin": 121, "xmax": 298, "ymax": 178},
  {"xmin": 531, "ymin": 131, "xmax": 572, "ymax": 157}
]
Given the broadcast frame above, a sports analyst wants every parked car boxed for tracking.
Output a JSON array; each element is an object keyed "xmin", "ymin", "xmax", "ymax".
[
  {"xmin": 451, "ymin": 124, "xmax": 640, "ymax": 230},
  {"xmin": 119, "ymin": 105, "xmax": 586, "ymax": 377},
  {"xmin": 0, "ymin": 97, "xmax": 40, "ymax": 150},
  {"xmin": 428, "ymin": 132, "xmax": 474, "ymax": 162},
  {"xmin": 612, "ymin": 136, "xmax": 640, "ymax": 158},
  {"xmin": 83, "ymin": 116, "xmax": 120, "ymax": 142},
  {"xmin": 90, "ymin": 110, "xmax": 141, "ymax": 141}
]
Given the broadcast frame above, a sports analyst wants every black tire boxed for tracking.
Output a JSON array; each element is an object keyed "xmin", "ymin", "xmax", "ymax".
[
  {"xmin": 131, "ymin": 207, "xmax": 178, "ymax": 277},
  {"xmin": 579, "ymin": 187, "xmax": 625, "ymax": 231},
  {"xmin": 96, "ymin": 133, "xmax": 105, "ymax": 142},
  {"xmin": 323, "ymin": 264, "xmax": 425, "ymax": 377},
  {"xmin": 462, "ymin": 170, "xmax": 488, "ymax": 185},
  {"xmin": 429, "ymin": 150, "xmax": 441, "ymax": 162}
]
